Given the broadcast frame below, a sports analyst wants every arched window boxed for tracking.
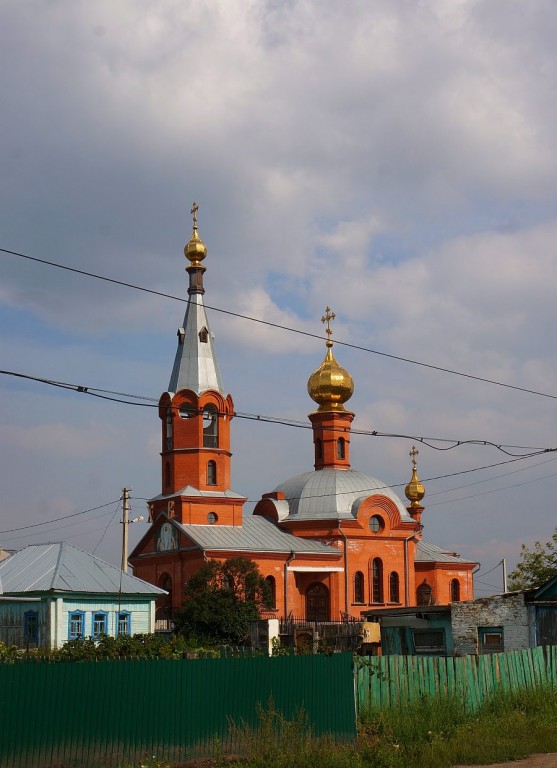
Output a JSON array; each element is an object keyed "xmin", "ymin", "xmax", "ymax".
[
  {"xmin": 165, "ymin": 406, "xmax": 173, "ymax": 450},
  {"xmin": 203, "ymin": 405, "xmax": 219, "ymax": 448},
  {"xmin": 179, "ymin": 403, "xmax": 196, "ymax": 419},
  {"xmin": 371, "ymin": 558, "xmax": 383, "ymax": 603},
  {"xmin": 389, "ymin": 572, "xmax": 400, "ymax": 603},
  {"xmin": 336, "ymin": 437, "xmax": 345, "ymax": 459},
  {"xmin": 165, "ymin": 461, "xmax": 171, "ymax": 488},
  {"xmin": 207, "ymin": 460, "xmax": 217, "ymax": 485},
  {"xmin": 265, "ymin": 576, "xmax": 276, "ymax": 609},
  {"xmin": 315, "ymin": 438, "xmax": 323, "ymax": 460},
  {"xmin": 417, "ymin": 582, "xmax": 433, "ymax": 606},
  {"xmin": 450, "ymin": 578, "xmax": 460, "ymax": 602},
  {"xmin": 354, "ymin": 571, "xmax": 364, "ymax": 603}
]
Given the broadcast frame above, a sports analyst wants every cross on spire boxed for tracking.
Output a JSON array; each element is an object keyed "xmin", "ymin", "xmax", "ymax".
[
  {"xmin": 410, "ymin": 445, "xmax": 419, "ymax": 468},
  {"xmin": 321, "ymin": 306, "xmax": 336, "ymax": 347},
  {"xmin": 190, "ymin": 202, "xmax": 199, "ymax": 229}
]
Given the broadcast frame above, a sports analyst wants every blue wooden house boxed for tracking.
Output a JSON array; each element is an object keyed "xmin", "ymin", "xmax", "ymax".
[{"xmin": 0, "ymin": 542, "xmax": 165, "ymax": 649}]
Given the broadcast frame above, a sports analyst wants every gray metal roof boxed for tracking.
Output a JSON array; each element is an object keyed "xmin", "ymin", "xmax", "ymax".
[
  {"xmin": 168, "ymin": 293, "xmax": 224, "ymax": 395},
  {"xmin": 175, "ymin": 515, "xmax": 342, "ymax": 556},
  {"xmin": 415, "ymin": 539, "xmax": 476, "ymax": 565},
  {"xmin": 273, "ymin": 468, "xmax": 412, "ymax": 522},
  {"xmin": 0, "ymin": 543, "xmax": 165, "ymax": 596}
]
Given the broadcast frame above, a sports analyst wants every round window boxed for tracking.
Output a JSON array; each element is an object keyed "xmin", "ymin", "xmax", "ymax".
[
  {"xmin": 207, "ymin": 512, "xmax": 218, "ymax": 524},
  {"xmin": 369, "ymin": 515, "xmax": 384, "ymax": 533}
]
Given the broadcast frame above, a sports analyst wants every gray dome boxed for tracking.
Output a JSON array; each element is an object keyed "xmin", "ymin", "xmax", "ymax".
[{"xmin": 273, "ymin": 468, "xmax": 412, "ymax": 522}]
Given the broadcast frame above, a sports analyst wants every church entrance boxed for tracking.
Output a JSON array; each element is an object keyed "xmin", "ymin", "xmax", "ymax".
[
  {"xmin": 305, "ymin": 582, "xmax": 330, "ymax": 622},
  {"xmin": 156, "ymin": 573, "xmax": 173, "ymax": 628}
]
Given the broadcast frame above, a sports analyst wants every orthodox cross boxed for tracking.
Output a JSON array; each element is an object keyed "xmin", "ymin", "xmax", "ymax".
[
  {"xmin": 190, "ymin": 202, "xmax": 199, "ymax": 227},
  {"xmin": 321, "ymin": 306, "xmax": 336, "ymax": 342},
  {"xmin": 410, "ymin": 445, "xmax": 419, "ymax": 468}
]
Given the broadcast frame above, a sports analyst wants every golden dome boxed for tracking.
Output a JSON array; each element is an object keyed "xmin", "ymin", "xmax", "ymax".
[
  {"xmin": 405, "ymin": 446, "xmax": 425, "ymax": 508},
  {"xmin": 307, "ymin": 307, "xmax": 354, "ymax": 412},
  {"xmin": 184, "ymin": 202, "xmax": 207, "ymax": 267}
]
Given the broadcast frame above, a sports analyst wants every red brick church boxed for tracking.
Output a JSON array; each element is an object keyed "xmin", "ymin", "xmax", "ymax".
[{"xmin": 129, "ymin": 209, "xmax": 476, "ymax": 621}]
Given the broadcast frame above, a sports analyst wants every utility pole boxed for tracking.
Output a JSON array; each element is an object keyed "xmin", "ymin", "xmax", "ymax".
[
  {"xmin": 121, "ymin": 487, "xmax": 144, "ymax": 574},
  {"xmin": 502, "ymin": 558, "xmax": 508, "ymax": 593},
  {"xmin": 121, "ymin": 487, "xmax": 131, "ymax": 573}
]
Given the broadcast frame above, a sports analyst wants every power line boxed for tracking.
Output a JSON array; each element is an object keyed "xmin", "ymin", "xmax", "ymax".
[
  {"xmin": 1, "ymin": 368, "xmax": 555, "ymax": 458},
  {"xmin": 0, "ymin": 499, "xmax": 120, "ymax": 535},
  {"xmin": 3, "ymin": 246, "xmax": 557, "ymax": 401},
  {"xmin": 93, "ymin": 502, "xmax": 122, "ymax": 555},
  {"xmin": 0, "ymin": 508, "xmax": 118, "ymax": 544},
  {"xmin": 427, "ymin": 470, "xmax": 557, "ymax": 507},
  {"xmin": 426, "ymin": 454, "xmax": 557, "ymax": 499},
  {"xmin": 131, "ymin": 453, "xmax": 551, "ymax": 507}
]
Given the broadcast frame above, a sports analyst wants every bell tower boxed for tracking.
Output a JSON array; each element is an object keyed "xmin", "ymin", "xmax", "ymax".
[{"xmin": 149, "ymin": 204, "xmax": 245, "ymax": 527}]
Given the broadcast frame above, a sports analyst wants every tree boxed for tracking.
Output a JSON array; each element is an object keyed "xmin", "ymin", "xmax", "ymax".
[
  {"xmin": 173, "ymin": 558, "xmax": 272, "ymax": 644},
  {"xmin": 508, "ymin": 528, "xmax": 557, "ymax": 590}
]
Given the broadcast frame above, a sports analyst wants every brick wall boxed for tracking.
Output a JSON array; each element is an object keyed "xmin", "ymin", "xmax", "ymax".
[{"xmin": 451, "ymin": 593, "xmax": 528, "ymax": 655}]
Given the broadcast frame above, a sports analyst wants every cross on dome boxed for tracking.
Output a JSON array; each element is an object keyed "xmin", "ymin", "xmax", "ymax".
[
  {"xmin": 321, "ymin": 306, "xmax": 336, "ymax": 348},
  {"xmin": 190, "ymin": 201, "xmax": 199, "ymax": 228}
]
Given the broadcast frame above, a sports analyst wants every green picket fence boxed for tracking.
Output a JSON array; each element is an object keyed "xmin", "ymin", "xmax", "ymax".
[
  {"xmin": 355, "ymin": 645, "xmax": 557, "ymax": 713},
  {"xmin": 0, "ymin": 653, "xmax": 356, "ymax": 768}
]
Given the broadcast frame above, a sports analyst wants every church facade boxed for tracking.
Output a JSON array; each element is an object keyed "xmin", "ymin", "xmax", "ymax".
[{"xmin": 129, "ymin": 210, "xmax": 476, "ymax": 622}]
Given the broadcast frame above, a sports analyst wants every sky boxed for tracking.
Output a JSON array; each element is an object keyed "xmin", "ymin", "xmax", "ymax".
[{"xmin": 1, "ymin": 0, "xmax": 557, "ymax": 598}]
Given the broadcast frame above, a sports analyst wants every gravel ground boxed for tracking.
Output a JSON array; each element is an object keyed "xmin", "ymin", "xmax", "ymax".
[{"xmin": 453, "ymin": 755, "xmax": 557, "ymax": 768}]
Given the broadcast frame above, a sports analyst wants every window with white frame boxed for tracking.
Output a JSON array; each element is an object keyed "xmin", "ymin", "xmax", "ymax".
[
  {"xmin": 92, "ymin": 612, "xmax": 108, "ymax": 638},
  {"xmin": 117, "ymin": 612, "xmax": 131, "ymax": 636},
  {"xmin": 69, "ymin": 611, "xmax": 85, "ymax": 640}
]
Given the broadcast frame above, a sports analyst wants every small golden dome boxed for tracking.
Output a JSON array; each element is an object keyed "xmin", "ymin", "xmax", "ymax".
[
  {"xmin": 184, "ymin": 202, "xmax": 207, "ymax": 267},
  {"xmin": 307, "ymin": 307, "xmax": 354, "ymax": 412},
  {"xmin": 405, "ymin": 446, "xmax": 425, "ymax": 508}
]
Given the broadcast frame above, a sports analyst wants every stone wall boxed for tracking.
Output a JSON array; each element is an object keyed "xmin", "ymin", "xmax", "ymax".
[{"xmin": 451, "ymin": 593, "xmax": 528, "ymax": 656}]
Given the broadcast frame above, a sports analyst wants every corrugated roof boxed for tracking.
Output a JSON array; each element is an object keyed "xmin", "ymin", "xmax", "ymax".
[
  {"xmin": 273, "ymin": 468, "xmax": 412, "ymax": 522},
  {"xmin": 175, "ymin": 515, "xmax": 342, "ymax": 556},
  {"xmin": 168, "ymin": 293, "xmax": 224, "ymax": 395},
  {"xmin": 0, "ymin": 543, "xmax": 165, "ymax": 595},
  {"xmin": 415, "ymin": 539, "xmax": 476, "ymax": 564}
]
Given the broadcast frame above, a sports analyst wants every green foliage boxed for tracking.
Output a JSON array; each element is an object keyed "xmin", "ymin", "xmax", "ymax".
[
  {"xmin": 0, "ymin": 641, "xmax": 19, "ymax": 662},
  {"xmin": 173, "ymin": 557, "xmax": 272, "ymax": 645},
  {"xmin": 0, "ymin": 633, "xmax": 213, "ymax": 664},
  {"xmin": 509, "ymin": 526, "xmax": 557, "ymax": 589}
]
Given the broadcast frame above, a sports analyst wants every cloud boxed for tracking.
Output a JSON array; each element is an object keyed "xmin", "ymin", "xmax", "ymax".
[{"xmin": 1, "ymin": 0, "xmax": 557, "ymax": 590}]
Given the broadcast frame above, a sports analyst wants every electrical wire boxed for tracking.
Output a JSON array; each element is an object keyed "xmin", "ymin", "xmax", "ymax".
[
  {"xmin": 93, "ymin": 502, "xmax": 121, "ymax": 554},
  {"xmin": 1, "ymin": 368, "xmax": 555, "ymax": 458},
  {"xmin": 427, "ymin": 470, "xmax": 557, "ymax": 507},
  {"xmin": 0, "ymin": 508, "xmax": 118, "ymax": 544},
  {"xmin": 0, "ymin": 499, "xmax": 121, "ymax": 535},
  {"xmin": 426, "ymin": 454, "xmax": 557, "ymax": 499},
  {"xmin": 2, "ymin": 246, "xmax": 557, "ymax": 401}
]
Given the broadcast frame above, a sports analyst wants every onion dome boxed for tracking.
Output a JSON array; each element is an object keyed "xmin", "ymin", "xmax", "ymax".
[
  {"xmin": 307, "ymin": 307, "xmax": 354, "ymax": 412},
  {"xmin": 184, "ymin": 202, "xmax": 208, "ymax": 267},
  {"xmin": 405, "ymin": 446, "xmax": 425, "ymax": 508}
]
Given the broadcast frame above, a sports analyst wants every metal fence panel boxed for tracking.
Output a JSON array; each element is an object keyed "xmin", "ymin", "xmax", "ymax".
[{"xmin": 0, "ymin": 653, "xmax": 356, "ymax": 767}]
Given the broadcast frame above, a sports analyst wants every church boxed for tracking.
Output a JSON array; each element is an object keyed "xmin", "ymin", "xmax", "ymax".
[{"xmin": 129, "ymin": 208, "xmax": 476, "ymax": 623}]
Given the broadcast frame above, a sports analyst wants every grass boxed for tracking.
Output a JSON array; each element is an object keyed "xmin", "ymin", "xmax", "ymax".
[
  {"xmin": 217, "ymin": 686, "xmax": 557, "ymax": 768},
  {"xmin": 118, "ymin": 686, "xmax": 557, "ymax": 768}
]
